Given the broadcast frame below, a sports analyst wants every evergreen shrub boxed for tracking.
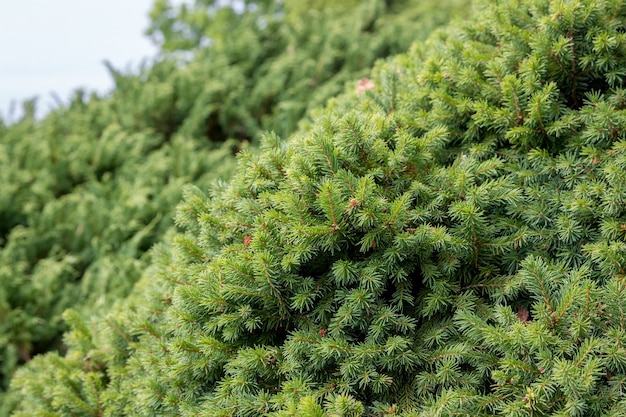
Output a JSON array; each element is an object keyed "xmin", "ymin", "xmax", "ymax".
[
  {"xmin": 0, "ymin": 0, "xmax": 467, "ymax": 413},
  {"xmin": 13, "ymin": 0, "xmax": 626, "ymax": 415}
]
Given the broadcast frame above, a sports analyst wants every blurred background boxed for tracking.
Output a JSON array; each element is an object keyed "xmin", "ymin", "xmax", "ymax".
[{"xmin": 0, "ymin": 0, "xmax": 189, "ymax": 120}]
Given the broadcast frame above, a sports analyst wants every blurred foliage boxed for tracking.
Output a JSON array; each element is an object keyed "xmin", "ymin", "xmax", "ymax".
[
  {"xmin": 145, "ymin": 0, "xmax": 469, "ymax": 138},
  {"xmin": 0, "ymin": 92, "xmax": 239, "ymax": 402},
  {"xmin": 0, "ymin": 0, "xmax": 467, "ymax": 413}
]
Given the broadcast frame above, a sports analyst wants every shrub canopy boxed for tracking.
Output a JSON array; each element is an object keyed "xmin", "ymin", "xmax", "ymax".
[
  {"xmin": 10, "ymin": 0, "xmax": 626, "ymax": 415},
  {"xmin": 0, "ymin": 0, "xmax": 466, "ymax": 415}
]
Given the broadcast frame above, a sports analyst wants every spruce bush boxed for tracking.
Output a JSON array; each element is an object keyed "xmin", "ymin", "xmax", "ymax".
[
  {"xmin": 0, "ymin": 0, "xmax": 466, "ymax": 414},
  {"xmin": 12, "ymin": 0, "xmax": 626, "ymax": 415}
]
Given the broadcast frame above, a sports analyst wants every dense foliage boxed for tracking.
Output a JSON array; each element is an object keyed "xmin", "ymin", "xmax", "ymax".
[
  {"xmin": 0, "ymin": 0, "xmax": 467, "ymax": 414},
  {"xmin": 7, "ymin": 0, "xmax": 626, "ymax": 415}
]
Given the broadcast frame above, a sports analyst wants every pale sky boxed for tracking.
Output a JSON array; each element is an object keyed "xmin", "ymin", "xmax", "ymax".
[{"xmin": 0, "ymin": 0, "xmax": 189, "ymax": 121}]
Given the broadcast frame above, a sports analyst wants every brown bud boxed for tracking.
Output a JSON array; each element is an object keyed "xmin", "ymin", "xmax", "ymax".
[
  {"xmin": 356, "ymin": 78, "xmax": 375, "ymax": 94},
  {"xmin": 517, "ymin": 306, "xmax": 530, "ymax": 323}
]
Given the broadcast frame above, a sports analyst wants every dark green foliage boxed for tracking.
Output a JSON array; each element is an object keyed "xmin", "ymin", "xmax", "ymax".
[
  {"xmin": 12, "ymin": 0, "xmax": 626, "ymax": 415},
  {"xmin": 0, "ymin": 0, "xmax": 466, "ymax": 414}
]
